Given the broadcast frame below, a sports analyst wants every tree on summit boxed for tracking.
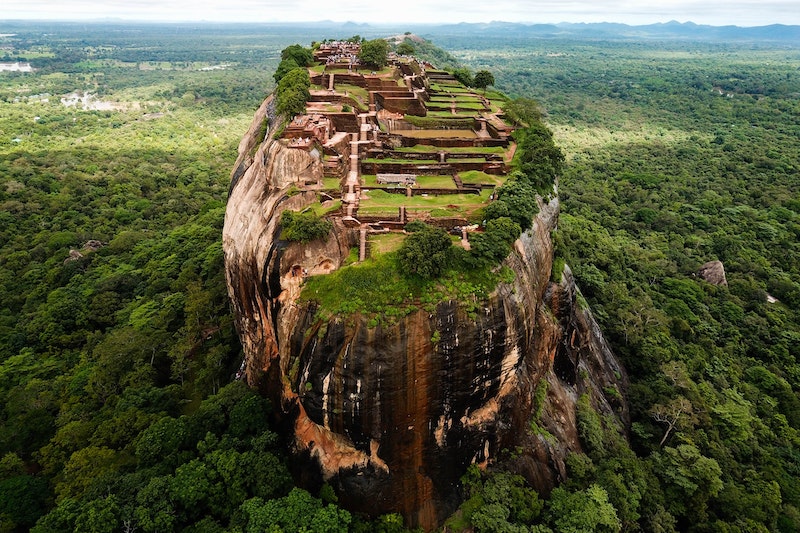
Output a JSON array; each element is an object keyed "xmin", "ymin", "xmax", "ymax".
[
  {"xmin": 280, "ymin": 44, "xmax": 314, "ymax": 67},
  {"xmin": 275, "ymin": 68, "xmax": 310, "ymax": 118},
  {"xmin": 397, "ymin": 223, "xmax": 452, "ymax": 279},
  {"xmin": 358, "ymin": 39, "xmax": 390, "ymax": 70},
  {"xmin": 275, "ymin": 44, "xmax": 313, "ymax": 84},
  {"xmin": 473, "ymin": 70, "xmax": 495, "ymax": 91},
  {"xmin": 396, "ymin": 41, "xmax": 415, "ymax": 55}
]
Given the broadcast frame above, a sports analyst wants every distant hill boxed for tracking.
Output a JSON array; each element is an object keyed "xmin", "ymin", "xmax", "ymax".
[
  {"xmin": 1, "ymin": 19, "xmax": 797, "ymax": 44},
  {"xmin": 413, "ymin": 20, "xmax": 800, "ymax": 43}
]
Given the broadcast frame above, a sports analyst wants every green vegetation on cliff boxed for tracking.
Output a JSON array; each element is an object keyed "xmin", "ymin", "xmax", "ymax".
[
  {"xmin": 0, "ymin": 22, "xmax": 799, "ymax": 533},
  {"xmin": 446, "ymin": 31, "xmax": 800, "ymax": 533}
]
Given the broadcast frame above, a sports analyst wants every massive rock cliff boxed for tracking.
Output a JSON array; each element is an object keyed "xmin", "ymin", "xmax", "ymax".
[{"xmin": 223, "ymin": 99, "xmax": 628, "ymax": 530}]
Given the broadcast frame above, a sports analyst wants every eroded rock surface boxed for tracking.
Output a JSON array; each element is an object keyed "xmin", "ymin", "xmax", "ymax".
[
  {"xmin": 697, "ymin": 260, "xmax": 728, "ymax": 286},
  {"xmin": 224, "ymin": 95, "xmax": 628, "ymax": 533}
]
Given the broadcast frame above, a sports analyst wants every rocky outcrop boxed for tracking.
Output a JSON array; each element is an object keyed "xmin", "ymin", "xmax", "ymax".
[
  {"xmin": 223, "ymin": 108, "xmax": 628, "ymax": 532},
  {"xmin": 697, "ymin": 260, "xmax": 728, "ymax": 286}
]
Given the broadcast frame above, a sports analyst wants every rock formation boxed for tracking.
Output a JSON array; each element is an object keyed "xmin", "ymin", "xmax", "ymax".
[
  {"xmin": 697, "ymin": 260, "xmax": 728, "ymax": 286},
  {"xmin": 223, "ymin": 42, "xmax": 628, "ymax": 530}
]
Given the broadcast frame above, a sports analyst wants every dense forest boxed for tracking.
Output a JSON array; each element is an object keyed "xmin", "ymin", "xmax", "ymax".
[{"xmin": 0, "ymin": 21, "xmax": 799, "ymax": 532}]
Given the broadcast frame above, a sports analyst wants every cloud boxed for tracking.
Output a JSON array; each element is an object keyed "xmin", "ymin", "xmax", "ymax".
[{"xmin": 3, "ymin": 0, "xmax": 799, "ymax": 26}]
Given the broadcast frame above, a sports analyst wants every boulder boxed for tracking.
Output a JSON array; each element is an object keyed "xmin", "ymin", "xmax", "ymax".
[{"xmin": 697, "ymin": 260, "xmax": 727, "ymax": 286}]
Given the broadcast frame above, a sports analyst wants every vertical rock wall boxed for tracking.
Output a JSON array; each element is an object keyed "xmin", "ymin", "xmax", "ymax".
[{"xmin": 224, "ymin": 119, "xmax": 628, "ymax": 531}]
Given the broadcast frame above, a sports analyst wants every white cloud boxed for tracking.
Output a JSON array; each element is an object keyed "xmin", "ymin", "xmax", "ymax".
[{"xmin": 2, "ymin": 0, "xmax": 799, "ymax": 26}]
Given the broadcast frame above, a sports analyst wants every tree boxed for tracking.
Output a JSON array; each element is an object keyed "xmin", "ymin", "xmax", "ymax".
[
  {"xmin": 0, "ymin": 474, "xmax": 50, "ymax": 529},
  {"xmin": 502, "ymin": 98, "xmax": 542, "ymax": 127},
  {"xmin": 473, "ymin": 70, "xmax": 495, "ymax": 91},
  {"xmin": 275, "ymin": 68, "xmax": 310, "ymax": 118},
  {"xmin": 273, "ymin": 58, "xmax": 299, "ymax": 84},
  {"xmin": 396, "ymin": 41, "xmax": 414, "ymax": 56},
  {"xmin": 452, "ymin": 67, "xmax": 474, "ymax": 87},
  {"xmin": 469, "ymin": 217, "xmax": 521, "ymax": 265},
  {"xmin": 653, "ymin": 444, "xmax": 723, "ymax": 521},
  {"xmin": 280, "ymin": 44, "xmax": 313, "ymax": 67},
  {"xmin": 650, "ymin": 396, "xmax": 696, "ymax": 447},
  {"xmin": 493, "ymin": 178, "xmax": 538, "ymax": 230},
  {"xmin": 513, "ymin": 123, "xmax": 565, "ymax": 192},
  {"xmin": 280, "ymin": 210, "xmax": 333, "ymax": 243},
  {"xmin": 547, "ymin": 485, "xmax": 621, "ymax": 533},
  {"xmin": 358, "ymin": 39, "xmax": 390, "ymax": 70},
  {"xmin": 239, "ymin": 488, "xmax": 351, "ymax": 533},
  {"xmin": 397, "ymin": 223, "xmax": 452, "ymax": 279}
]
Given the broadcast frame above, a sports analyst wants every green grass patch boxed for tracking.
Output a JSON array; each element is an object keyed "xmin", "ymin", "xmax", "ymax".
[
  {"xmin": 430, "ymin": 206, "xmax": 464, "ymax": 217},
  {"xmin": 308, "ymin": 200, "xmax": 342, "ymax": 217},
  {"xmin": 369, "ymin": 233, "xmax": 406, "ymax": 254},
  {"xmin": 404, "ymin": 116, "xmax": 475, "ymax": 129},
  {"xmin": 300, "ymin": 251, "xmax": 514, "ymax": 325},
  {"xmin": 357, "ymin": 206, "xmax": 400, "ymax": 217},
  {"xmin": 458, "ymin": 170, "xmax": 506, "ymax": 186},
  {"xmin": 393, "ymin": 145, "xmax": 505, "ymax": 154},
  {"xmin": 426, "ymin": 110, "xmax": 478, "ymax": 118},
  {"xmin": 429, "ymin": 95, "xmax": 483, "ymax": 103},
  {"xmin": 430, "ymin": 84, "xmax": 473, "ymax": 94},
  {"xmin": 322, "ymin": 178, "xmax": 341, "ymax": 190},
  {"xmin": 360, "ymin": 174, "xmax": 382, "ymax": 188},
  {"xmin": 360, "ymin": 189, "xmax": 491, "ymax": 212},
  {"xmin": 335, "ymin": 84, "xmax": 369, "ymax": 109},
  {"xmin": 362, "ymin": 157, "xmax": 438, "ymax": 164},
  {"xmin": 416, "ymin": 175, "xmax": 458, "ymax": 188},
  {"xmin": 426, "ymin": 102, "xmax": 486, "ymax": 111},
  {"xmin": 362, "ymin": 174, "xmax": 453, "ymax": 188}
]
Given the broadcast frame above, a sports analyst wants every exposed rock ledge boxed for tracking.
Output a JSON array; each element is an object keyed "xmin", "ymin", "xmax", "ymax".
[{"xmin": 223, "ymin": 113, "xmax": 628, "ymax": 531}]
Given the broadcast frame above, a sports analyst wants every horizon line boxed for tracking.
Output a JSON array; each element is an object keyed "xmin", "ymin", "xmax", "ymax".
[{"xmin": 0, "ymin": 18, "xmax": 797, "ymax": 29}]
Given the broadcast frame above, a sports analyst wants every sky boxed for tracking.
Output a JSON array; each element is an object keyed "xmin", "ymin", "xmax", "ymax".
[{"xmin": 2, "ymin": 0, "xmax": 799, "ymax": 27}]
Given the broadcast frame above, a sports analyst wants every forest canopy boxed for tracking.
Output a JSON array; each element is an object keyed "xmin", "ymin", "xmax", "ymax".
[{"xmin": 0, "ymin": 22, "xmax": 798, "ymax": 533}]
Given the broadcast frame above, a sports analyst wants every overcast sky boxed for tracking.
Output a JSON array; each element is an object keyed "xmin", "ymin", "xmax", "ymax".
[{"xmin": 3, "ymin": 0, "xmax": 799, "ymax": 27}]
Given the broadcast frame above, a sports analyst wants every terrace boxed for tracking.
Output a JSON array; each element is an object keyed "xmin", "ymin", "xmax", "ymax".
[{"xmin": 276, "ymin": 39, "xmax": 516, "ymax": 261}]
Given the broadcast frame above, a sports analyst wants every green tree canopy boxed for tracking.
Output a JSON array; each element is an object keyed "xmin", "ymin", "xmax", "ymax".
[
  {"xmin": 473, "ymin": 70, "xmax": 495, "ymax": 90},
  {"xmin": 273, "ymin": 58, "xmax": 299, "ymax": 84},
  {"xmin": 396, "ymin": 41, "xmax": 415, "ymax": 55},
  {"xmin": 358, "ymin": 39, "xmax": 390, "ymax": 70},
  {"xmin": 452, "ymin": 67, "xmax": 474, "ymax": 87},
  {"xmin": 502, "ymin": 98, "xmax": 542, "ymax": 127},
  {"xmin": 280, "ymin": 44, "xmax": 314, "ymax": 67},
  {"xmin": 469, "ymin": 217, "xmax": 522, "ymax": 265},
  {"xmin": 280, "ymin": 210, "xmax": 333, "ymax": 243},
  {"xmin": 275, "ymin": 68, "xmax": 311, "ymax": 118},
  {"xmin": 397, "ymin": 223, "xmax": 452, "ymax": 279},
  {"xmin": 547, "ymin": 484, "xmax": 621, "ymax": 533}
]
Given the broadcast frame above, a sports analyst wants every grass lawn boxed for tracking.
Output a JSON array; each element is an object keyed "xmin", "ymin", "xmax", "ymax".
[
  {"xmin": 393, "ymin": 145, "xmax": 506, "ymax": 154},
  {"xmin": 429, "ymin": 95, "xmax": 484, "ymax": 103},
  {"xmin": 430, "ymin": 85, "xmax": 473, "ymax": 94},
  {"xmin": 416, "ymin": 175, "xmax": 458, "ymax": 188},
  {"xmin": 426, "ymin": 102, "xmax": 486, "ymax": 111},
  {"xmin": 335, "ymin": 84, "xmax": 369, "ymax": 107},
  {"xmin": 458, "ymin": 170, "xmax": 507, "ymax": 186},
  {"xmin": 361, "ymin": 172, "xmax": 455, "ymax": 189},
  {"xmin": 359, "ymin": 189, "xmax": 491, "ymax": 215},
  {"xmin": 309, "ymin": 199, "xmax": 342, "ymax": 216},
  {"xmin": 300, "ymin": 244, "xmax": 513, "ymax": 324},
  {"xmin": 426, "ymin": 110, "xmax": 477, "ymax": 118},
  {"xmin": 396, "ymin": 129, "xmax": 477, "ymax": 139},
  {"xmin": 322, "ymin": 178, "xmax": 341, "ymax": 189},
  {"xmin": 362, "ymin": 157, "xmax": 438, "ymax": 164},
  {"xmin": 369, "ymin": 233, "xmax": 406, "ymax": 254},
  {"xmin": 362, "ymin": 174, "xmax": 412, "ymax": 188},
  {"xmin": 361, "ymin": 175, "xmax": 454, "ymax": 189}
]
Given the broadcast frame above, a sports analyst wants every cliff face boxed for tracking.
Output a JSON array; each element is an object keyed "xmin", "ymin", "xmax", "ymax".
[{"xmin": 223, "ymin": 106, "xmax": 628, "ymax": 531}]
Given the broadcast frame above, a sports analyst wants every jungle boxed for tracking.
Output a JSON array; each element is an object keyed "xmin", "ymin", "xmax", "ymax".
[{"xmin": 0, "ymin": 20, "xmax": 799, "ymax": 532}]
